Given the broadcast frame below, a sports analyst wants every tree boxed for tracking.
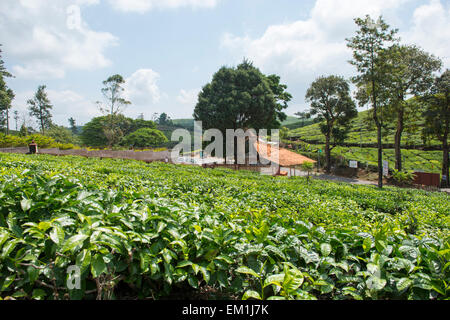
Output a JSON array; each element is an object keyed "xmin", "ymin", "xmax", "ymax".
[
  {"xmin": 81, "ymin": 115, "xmax": 156, "ymax": 147},
  {"xmin": 27, "ymin": 85, "xmax": 53, "ymax": 135},
  {"xmin": 157, "ymin": 113, "xmax": 173, "ymax": 126},
  {"xmin": 0, "ymin": 44, "xmax": 12, "ymax": 78},
  {"xmin": 0, "ymin": 81, "xmax": 14, "ymax": 134},
  {"xmin": 305, "ymin": 75, "xmax": 357, "ymax": 173},
  {"xmin": 68, "ymin": 117, "xmax": 78, "ymax": 135},
  {"xmin": 97, "ymin": 74, "xmax": 131, "ymax": 147},
  {"xmin": 97, "ymin": 74, "xmax": 131, "ymax": 117},
  {"xmin": 422, "ymin": 70, "xmax": 449, "ymax": 187},
  {"xmin": 301, "ymin": 161, "xmax": 314, "ymax": 183},
  {"xmin": 194, "ymin": 59, "xmax": 291, "ymax": 161},
  {"xmin": 122, "ymin": 128, "xmax": 168, "ymax": 148},
  {"xmin": 13, "ymin": 110, "xmax": 19, "ymax": 131},
  {"xmin": 383, "ymin": 45, "xmax": 442, "ymax": 171},
  {"xmin": 0, "ymin": 45, "xmax": 13, "ymax": 135},
  {"xmin": 47, "ymin": 125, "xmax": 78, "ymax": 145},
  {"xmin": 19, "ymin": 123, "xmax": 28, "ymax": 137},
  {"xmin": 347, "ymin": 15, "xmax": 399, "ymax": 188},
  {"xmin": 294, "ymin": 111, "xmax": 311, "ymax": 127}
]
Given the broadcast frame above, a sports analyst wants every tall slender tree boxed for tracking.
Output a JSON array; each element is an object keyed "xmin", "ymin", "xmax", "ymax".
[
  {"xmin": 422, "ymin": 70, "xmax": 449, "ymax": 187},
  {"xmin": 13, "ymin": 110, "xmax": 19, "ymax": 131},
  {"xmin": 305, "ymin": 75, "xmax": 357, "ymax": 173},
  {"xmin": 0, "ymin": 44, "xmax": 12, "ymax": 78},
  {"xmin": 68, "ymin": 117, "xmax": 78, "ymax": 135},
  {"xmin": 347, "ymin": 15, "xmax": 399, "ymax": 188},
  {"xmin": 0, "ymin": 44, "xmax": 14, "ymax": 134},
  {"xmin": 97, "ymin": 74, "xmax": 131, "ymax": 147},
  {"xmin": 0, "ymin": 80, "xmax": 14, "ymax": 134},
  {"xmin": 27, "ymin": 85, "xmax": 53, "ymax": 135},
  {"xmin": 383, "ymin": 45, "xmax": 442, "ymax": 171}
]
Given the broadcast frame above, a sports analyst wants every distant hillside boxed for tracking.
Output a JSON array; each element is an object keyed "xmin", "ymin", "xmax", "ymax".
[
  {"xmin": 171, "ymin": 119, "xmax": 195, "ymax": 131},
  {"xmin": 168, "ymin": 117, "xmax": 310, "ymax": 131},
  {"xmin": 288, "ymin": 110, "xmax": 443, "ymax": 147}
]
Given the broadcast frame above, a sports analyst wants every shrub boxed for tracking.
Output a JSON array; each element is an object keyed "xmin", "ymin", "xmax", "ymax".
[
  {"xmin": 0, "ymin": 134, "xmax": 76, "ymax": 150},
  {"xmin": 0, "ymin": 134, "xmax": 25, "ymax": 148},
  {"xmin": 121, "ymin": 128, "xmax": 168, "ymax": 148},
  {"xmin": 392, "ymin": 170, "xmax": 416, "ymax": 186}
]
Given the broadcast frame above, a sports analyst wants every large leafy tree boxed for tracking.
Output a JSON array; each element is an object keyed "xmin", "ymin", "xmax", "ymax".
[
  {"xmin": 305, "ymin": 75, "xmax": 357, "ymax": 173},
  {"xmin": 422, "ymin": 70, "xmax": 450, "ymax": 187},
  {"xmin": 194, "ymin": 60, "xmax": 291, "ymax": 161},
  {"xmin": 194, "ymin": 60, "xmax": 291, "ymax": 131},
  {"xmin": 97, "ymin": 74, "xmax": 132, "ymax": 147},
  {"xmin": 27, "ymin": 85, "xmax": 53, "ymax": 135},
  {"xmin": 383, "ymin": 45, "xmax": 442, "ymax": 171},
  {"xmin": 347, "ymin": 15, "xmax": 399, "ymax": 188},
  {"xmin": 81, "ymin": 115, "xmax": 156, "ymax": 147}
]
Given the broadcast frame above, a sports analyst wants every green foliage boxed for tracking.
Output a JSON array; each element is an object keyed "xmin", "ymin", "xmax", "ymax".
[
  {"xmin": 194, "ymin": 59, "xmax": 291, "ymax": 133},
  {"xmin": 121, "ymin": 128, "xmax": 168, "ymax": 148},
  {"xmin": 47, "ymin": 125, "xmax": 80, "ymax": 145},
  {"xmin": 98, "ymin": 74, "xmax": 131, "ymax": 117},
  {"xmin": 291, "ymin": 143, "xmax": 444, "ymax": 175},
  {"xmin": 0, "ymin": 133, "xmax": 76, "ymax": 150},
  {"xmin": 422, "ymin": 70, "xmax": 450, "ymax": 187},
  {"xmin": 27, "ymin": 85, "xmax": 53, "ymax": 135},
  {"xmin": 392, "ymin": 170, "xmax": 416, "ymax": 186},
  {"xmin": 305, "ymin": 75, "xmax": 357, "ymax": 172},
  {"xmin": 288, "ymin": 109, "xmax": 441, "ymax": 146},
  {"xmin": 81, "ymin": 115, "xmax": 156, "ymax": 147},
  {"xmin": 0, "ymin": 45, "xmax": 13, "ymax": 134},
  {"xmin": 0, "ymin": 153, "xmax": 448, "ymax": 300}
]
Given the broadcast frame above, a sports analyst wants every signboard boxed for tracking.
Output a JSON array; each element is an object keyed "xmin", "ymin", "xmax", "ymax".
[
  {"xmin": 349, "ymin": 161, "xmax": 358, "ymax": 169},
  {"xmin": 383, "ymin": 161, "xmax": 389, "ymax": 176}
]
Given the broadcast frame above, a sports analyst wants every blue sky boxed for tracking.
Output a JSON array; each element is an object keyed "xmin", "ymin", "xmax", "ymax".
[{"xmin": 1, "ymin": 0, "xmax": 449, "ymax": 127}]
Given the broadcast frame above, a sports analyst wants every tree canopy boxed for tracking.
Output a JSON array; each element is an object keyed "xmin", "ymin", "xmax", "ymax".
[
  {"xmin": 193, "ymin": 59, "xmax": 291, "ymax": 132},
  {"xmin": 121, "ymin": 128, "xmax": 168, "ymax": 148},
  {"xmin": 305, "ymin": 75, "xmax": 357, "ymax": 173},
  {"xmin": 422, "ymin": 69, "xmax": 450, "ymax": 187},
  {"xmin": 27, "ymin": 85, "xmax": 53, "ymax": 135},
  {"xmin": 81, "ymin": 115, "xmax": 156, "ymax": 147},
  {"xmin": 347, "ymin": 15, "xmax": 399, "ymax": 188}
]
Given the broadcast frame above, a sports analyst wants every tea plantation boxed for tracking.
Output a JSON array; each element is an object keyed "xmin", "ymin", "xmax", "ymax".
[{"xmin": 0, "ymin": 153, "xmax": 448, "ymax": 300}]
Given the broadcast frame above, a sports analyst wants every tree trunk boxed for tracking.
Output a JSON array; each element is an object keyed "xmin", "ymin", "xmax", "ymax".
[
  {"xmin": 325, "ymin": 134, "xmax": 331, "ymax": 173},
  {"xmin": 40, "ymin": 112, "xmax": 45, "ymax": 135},
  {"xmin": 394, "ymin": 107, "xmax": 404, "ymax": 171},
  {"xmin": 6, "ymin": 107, "xmax": 9, "ymax": 135},
  {"xmin": 443, "ymin": 134, "xmax": 449, "ymax": 188},
  {"xmin": 372, "ymin": 86, "xmax": 383, "ymax": 188}
]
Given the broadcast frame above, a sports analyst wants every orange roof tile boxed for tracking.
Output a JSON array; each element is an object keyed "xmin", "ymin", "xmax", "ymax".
[{"xmin": 255, "ymin": 141, "xmax": 316, "ymax": 167}]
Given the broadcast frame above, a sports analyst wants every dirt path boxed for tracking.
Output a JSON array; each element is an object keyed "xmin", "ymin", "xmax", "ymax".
[{"xmin": 279, "ymin": 167, "xmax": 377, "ymax": 186}]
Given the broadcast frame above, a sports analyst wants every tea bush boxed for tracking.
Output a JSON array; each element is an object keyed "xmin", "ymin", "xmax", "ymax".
[{"xmin": 0, "ymin": 153, "xmax": 448, "ymax": 300}]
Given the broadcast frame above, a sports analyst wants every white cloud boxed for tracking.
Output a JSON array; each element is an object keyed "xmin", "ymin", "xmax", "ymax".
[
  {"xmin": 177, "ymin": 88, "xmax": 200, "ymax": 106},
  {"xmin": 12, "ymin": 89, "xmax": 99, "ymax": 126},
  {"xmin": 221, "ymin": 0, "xmax": 448, "ymax": 115},
  {"xmin": 221, "ymin": 0, "xmax": 415, "ymax": 76},
  {"xmin": 403, "ymin": 0, "xmax": 450, "ymax": 67},
  {"xmin": 0, "ymin": 1, "xmax": 118, "ymax": 80},
  {"xmin": 108, "ymin": 0, "xmax": 219, "ymax": 13},
  {"xmin": 124, "ymin": 69, "xmax": 162, "ymax": 107}
]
